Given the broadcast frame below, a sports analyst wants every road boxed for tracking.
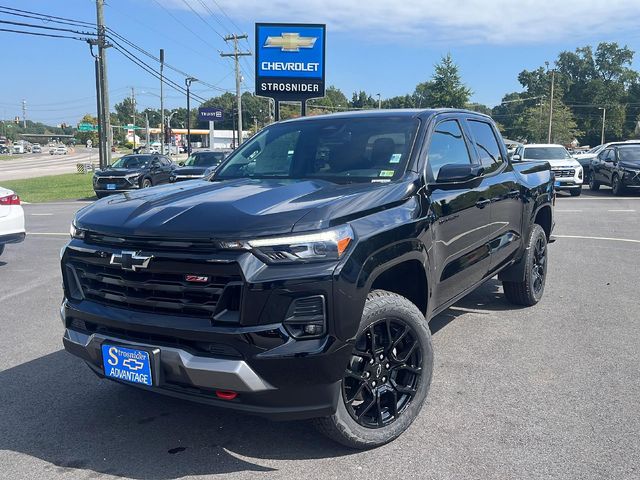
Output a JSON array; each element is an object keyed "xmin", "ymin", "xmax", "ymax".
[
  {"xmin": 0, "ymin": 190, "xmax": 638, "ymax": 479},
  {"xmin": 0, "ymin": 147, "xmax": 102, "ymax": 181}
]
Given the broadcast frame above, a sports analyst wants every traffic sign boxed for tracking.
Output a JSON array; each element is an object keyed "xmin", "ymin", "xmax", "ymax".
[
  {"xmin": 78, "ymin": 123, "xmax": 97, "ymax": 132},
  {"xmin": 198, "ymin": 107, "xmax": 224, "ymax": 122}
]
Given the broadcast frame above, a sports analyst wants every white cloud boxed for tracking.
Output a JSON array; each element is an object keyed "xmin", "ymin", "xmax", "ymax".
[{"xmin": 163, "ymin": 0, "xmax": 640, "ymax": 45}]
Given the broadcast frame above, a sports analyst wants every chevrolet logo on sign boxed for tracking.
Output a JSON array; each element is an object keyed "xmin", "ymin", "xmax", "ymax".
[{"xmin": 264, "ymin": 33, "xmax": 317, "ymax": 52}]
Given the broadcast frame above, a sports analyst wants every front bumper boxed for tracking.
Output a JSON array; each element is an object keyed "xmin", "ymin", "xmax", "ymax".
[{"xmin": 61, "ymin": 302, "xmax": 348, "ymax": 419}]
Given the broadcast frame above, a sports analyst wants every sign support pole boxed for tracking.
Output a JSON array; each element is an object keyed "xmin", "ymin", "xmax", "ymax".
[
  {"xmin": 209, "ymin": 121, "xmax": 215, "ymax": 149},
  {"xmin": 274, "ymin": 101, "xmax": 280, "ymax": 122},
  {"xmin": 301, "ymin": 100, "xmax": 307, "ymax": 117}
]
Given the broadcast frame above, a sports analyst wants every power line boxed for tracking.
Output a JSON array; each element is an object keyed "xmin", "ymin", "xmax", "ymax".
[
  {"xmin": 0, "ymin": 18, "xmax": 94, "ymax": 36},
  {"xmin": 0, "ymin": 26, "xmax": 89, "ymax": 41},
  {"xmin": 179, "ymin": 0, "xmax": 225, "ymax": 40},
  {"xmin": 194, "ymin": 0, "xmax": 231, "ymax": 35},
  {"xmin": 0, "ymin": 7, "xmax": 95, "ymax": 30},
  {"xmin": 106, "ymin": 27, "xmax": 231, "ymax": 93},
  {"xmin": 0, "ymin": 4, "xmax": 94, "ymax": 27}
]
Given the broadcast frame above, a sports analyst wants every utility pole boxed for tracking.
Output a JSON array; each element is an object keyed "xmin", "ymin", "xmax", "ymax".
[
  {"xmin": 21, "ymin": 99, "xmax": 26, "ymax": 128},
  {"xmin": 547, "ymin": 69, "xmax": 555, "ymax": 143},
  {"xmin": 160, "ymin": 48, "xmax": 165, "ymax": 155},
  {"xmin": 96, "ymin": 0, "xmax": 111, "ymax": 166},
  {"xmin": 220, "ymin": 34, "xmax": 251, "ymax": 146},
  {"xmin": 599, "ymin": 107, "xmax": 606, "ymax": 145},
  {"xmin": 131, "ymin": 86, "xmax": 136, "ymax": 152},
  {"xmin": 185, "ymin": 77, "xmax": 197, "ymax": 154},
  {"xmin": 145, "ymin": 113, "xmax": 150, "ymax": 153}
]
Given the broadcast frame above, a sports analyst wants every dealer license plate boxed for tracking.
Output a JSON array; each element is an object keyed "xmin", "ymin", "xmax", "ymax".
[
  {"xmin": 106, "ymin": 184, "xmax": 116, "ymax": 190},
  {"xmin": 102, "ymin": 344, "xmax": 152, "ymax": 386}
]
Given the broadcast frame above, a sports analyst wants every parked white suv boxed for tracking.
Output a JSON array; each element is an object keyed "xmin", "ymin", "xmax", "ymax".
[
  {"xmin": 0, "ymin": 187, "xmax": 26, "ymax": 257},
  {"xmin": 513, "ymin": 144, "xmax": 584, "ymax": 196}
]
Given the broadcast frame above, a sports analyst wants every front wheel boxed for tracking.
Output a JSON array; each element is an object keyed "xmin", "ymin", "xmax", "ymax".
[
  {"xmin": 141, "ymin": 178, "xmax": 153, "ymax": 188},
  {"xmin": 0, "ymin": 244, "xmax": 4, "ymax": 257},
  {"xmin": 503, "ymin": 224, "xmax": 548, "ymax": 306},
  {"xmin": 589, "ymin": 175, "xmax": 600, "ymax": 191},
  {"xmin": 314, "ymin": 290, "xmax": 433, "ymax": 449},
  {"xmin": 611, "ymin": 174, "xmax": 625, "ymax": 196},
  {"xmin": 569, "ymin": 188, "xmax": 582, "ymax": 197}
]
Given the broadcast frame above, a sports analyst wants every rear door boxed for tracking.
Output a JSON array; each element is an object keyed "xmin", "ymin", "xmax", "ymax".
[
  {"xmin": 424, "ymin": 116, "xmax": 492, "ymax": 308},
  {"xmin": 465, "ymin": 118, "xmax": 522, "ymax": 272}
]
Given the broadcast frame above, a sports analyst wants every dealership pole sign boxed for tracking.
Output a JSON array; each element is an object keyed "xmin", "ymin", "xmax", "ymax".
[{"xmin": 255, "ymin": 23, "xmax": 326, "ymax": 105}]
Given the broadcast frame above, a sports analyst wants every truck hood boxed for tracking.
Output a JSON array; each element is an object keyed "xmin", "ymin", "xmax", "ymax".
[{"xmin": 75, "ymin": 176, "xmax": 417, "ymax": 239}]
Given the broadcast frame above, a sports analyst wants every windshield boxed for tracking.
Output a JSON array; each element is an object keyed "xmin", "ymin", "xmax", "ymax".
[
  {"xmin": 185, "ymin": 152, "xmax": 226, "ymax": 167},
  {"xmin": 110, "ymin": 155, "xmax": 151, "ymax": 169},
  {"xmin": 215, "ymin": 117, "xmax": 419, "ymax": 183},
  {"xmin": 523, "ymin": 147, "xmax": 571, "ymax": 161},
  {"xmin": 618, "ymin": 146, "xmax": 640, "ymax": 162}
]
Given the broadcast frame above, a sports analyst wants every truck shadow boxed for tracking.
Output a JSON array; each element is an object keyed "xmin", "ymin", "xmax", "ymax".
[
  {"xmin": 430, "ymin": 278, "xmax": 521, "ymax": 334},
  {"xmin": 0, "ymin": 351, "xmax": 352, "ymax": 479}
]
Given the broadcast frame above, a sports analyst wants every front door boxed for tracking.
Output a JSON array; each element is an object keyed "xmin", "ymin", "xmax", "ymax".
[{"xmin": 425, "ymin": 117, "xmax": 492, "ymax": 308}]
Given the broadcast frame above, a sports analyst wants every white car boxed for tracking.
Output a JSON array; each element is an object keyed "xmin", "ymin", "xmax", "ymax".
[
  {"xmin": 513, "ymin": 143, "xmax": 584, "ymax": 196},
  {"xmin": 0, "ymin": 187, "xmax": 26, "ymax": 257},
  {"xmin": 50, "ymin": 145, "xmax": 68, "ymax": 155}
]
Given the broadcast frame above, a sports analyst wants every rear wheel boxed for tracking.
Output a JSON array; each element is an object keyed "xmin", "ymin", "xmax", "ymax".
[
  {"xmin": 569, "ymin": 188, "xmax": 582, "ymax": 197},
  {"xmin": 0, "ymin": 244, "xmax": 4, "ymax": 257},
  {"xmin": 314, "ymin": 290, "xmax": 433, "ymax": 449},
  {"xmin": 503, "ymin": 224, "xmax": 548, "ymax": 306},
  {"xmin": 611, "ymin": 174, "xmax": 625, "ymax": 196},
  {"xmin": 589, "ymin": 175, "xmax": 600, "ymax": 191}
]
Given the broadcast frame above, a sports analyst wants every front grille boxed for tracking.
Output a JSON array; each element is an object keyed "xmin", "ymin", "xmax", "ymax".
[
  {"xmin": 552, "ymin": 168, "xmax": 575, "ymax": 178},
  {"xmin": 84, "ymin": 232, "xmax": 227, "ymax": 253},
  {"xmin": 96, "ymin": 177, "xmax": 130, "ymax": 187},
  {"xmin": 64, "ymin": 249, "xmax": 242, "ymax": 320}
]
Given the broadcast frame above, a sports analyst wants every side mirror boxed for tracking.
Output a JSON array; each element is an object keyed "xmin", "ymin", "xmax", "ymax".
[
  {"xmin": 511, "ymin": 154, "xmax": 521, "ymax": 161},
  {"xmin": 604, "ymin": 157, "xmax": 615, "ymax": 163},
  {"xmin": 436, "ymin": 164, "xmax": 484, "ymax": 183}
]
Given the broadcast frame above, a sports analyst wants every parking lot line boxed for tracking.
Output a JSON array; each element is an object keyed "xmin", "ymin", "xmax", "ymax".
[
  {"xmin": 27, "ymin": 232, "xmax": 68, "ymax": 236},
  {"xmin": 554, "ymin": 234, "xmax": 640, "ymax": 244},
  {"xmin": 555, "ymin": 209, "xmax": 583, "ymax": 212},
  {"xmin": 607, "ymin": 209, "xmax": 636, "ymax": 212},
  {"xmin": 30, "ymin": 213, "xmax": 54, "ymax": 216}
]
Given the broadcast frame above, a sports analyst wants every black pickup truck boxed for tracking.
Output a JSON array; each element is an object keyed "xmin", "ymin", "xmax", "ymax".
[{"xmin": 61, "ymin": 109, "xmax": 554, "ymax": 449}]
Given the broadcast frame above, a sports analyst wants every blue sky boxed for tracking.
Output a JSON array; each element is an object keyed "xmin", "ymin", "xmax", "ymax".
[{"xmin": 1, "ymin": 0, "xmax": 640, "ymax": 125}]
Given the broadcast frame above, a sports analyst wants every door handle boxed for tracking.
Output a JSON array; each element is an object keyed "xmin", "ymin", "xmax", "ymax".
[{"xmin": 475, "ymin": 199, "xmax": 491, "ymax": 209}]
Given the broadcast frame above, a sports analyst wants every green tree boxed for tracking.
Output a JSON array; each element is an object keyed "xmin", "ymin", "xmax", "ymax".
[
  {"xmin": 517, "ymin": 98, "xmax": 581, "ymax": 145},
  {"xmin": 423, "ymin": 53, "xmax": 471, "ymax": 108}
]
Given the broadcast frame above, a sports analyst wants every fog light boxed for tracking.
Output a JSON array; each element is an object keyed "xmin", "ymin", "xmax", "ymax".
[{"xmin": 283, "ymin": 295, "xmax": 326, "ymax": 339}]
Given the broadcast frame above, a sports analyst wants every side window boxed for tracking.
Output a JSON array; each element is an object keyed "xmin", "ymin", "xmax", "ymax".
[
  {"xmin": 161, "ymin": 157, "xmax": 171, "ymax": 166},
  {"xmin": 426, "ymin": 120, "xmax": 472, "ymax": 179},
  {"xmin": 598, "ymin": 149, "xmax": 611, "ymax": 161},
  {"xmin": 467, "ymin": 120, "xmax": 504, "ymax": 175}
]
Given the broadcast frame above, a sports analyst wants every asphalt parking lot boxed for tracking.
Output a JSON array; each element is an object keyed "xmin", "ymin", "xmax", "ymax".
[{"xmin": 0, "ymin": 189, "xmax": 639, "ymax": 480}]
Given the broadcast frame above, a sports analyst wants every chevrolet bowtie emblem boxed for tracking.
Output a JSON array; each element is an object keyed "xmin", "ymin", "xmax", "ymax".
[
  {"xmin": 110, "ymin": 251, "xmax": 153, "ymax": 271},
  {"xmin": 264, "ymin": 33, "xmax": 317, "ymax": 52}
]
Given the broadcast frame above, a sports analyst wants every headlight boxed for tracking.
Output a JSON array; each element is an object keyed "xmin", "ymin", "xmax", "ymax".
[
  {"xmin": 125, "ymin": 173, "xmax": 141, "ymax": 181},
  {"xmin": 69, "ymin": 221, "xmax": 85, "ymax": 239},
  {"xmin": 247, "ymin": 225, "xmax": 354, "ymax": 264}
]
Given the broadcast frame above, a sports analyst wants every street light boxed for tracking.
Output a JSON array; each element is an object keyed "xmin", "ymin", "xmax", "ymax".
[
  {"xmin": 376, "ymin": 93, "xmax": 381, "ymax": 109},
  {"xmin": 598, "ymin": 107, "xmax": 606, "ymax": 145},
  {"xmin": 166, "ymin": 110, "xmax": 178, "ymax": 155},
  {"xmin": 185, "ymin": 77, "xmax": 198, "ymax": 154}
]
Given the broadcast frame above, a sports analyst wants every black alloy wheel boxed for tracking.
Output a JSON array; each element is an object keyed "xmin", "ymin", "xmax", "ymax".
[
  {"xmin": 343, "ymin": 318, "xmax": 423, "ymax": 428},
  {"xmin": 531, "ymin": 234, "xmax": 546, "ymax": 296}
]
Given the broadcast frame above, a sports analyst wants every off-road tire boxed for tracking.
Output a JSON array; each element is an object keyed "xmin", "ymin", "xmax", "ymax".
[
  {"xmin": 314, "ymin": 290, "xmax": 433, "ymax": 449},
  {"xmin": 503, "ymin": 224, "xmax": 547, "ymax": 306}
]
